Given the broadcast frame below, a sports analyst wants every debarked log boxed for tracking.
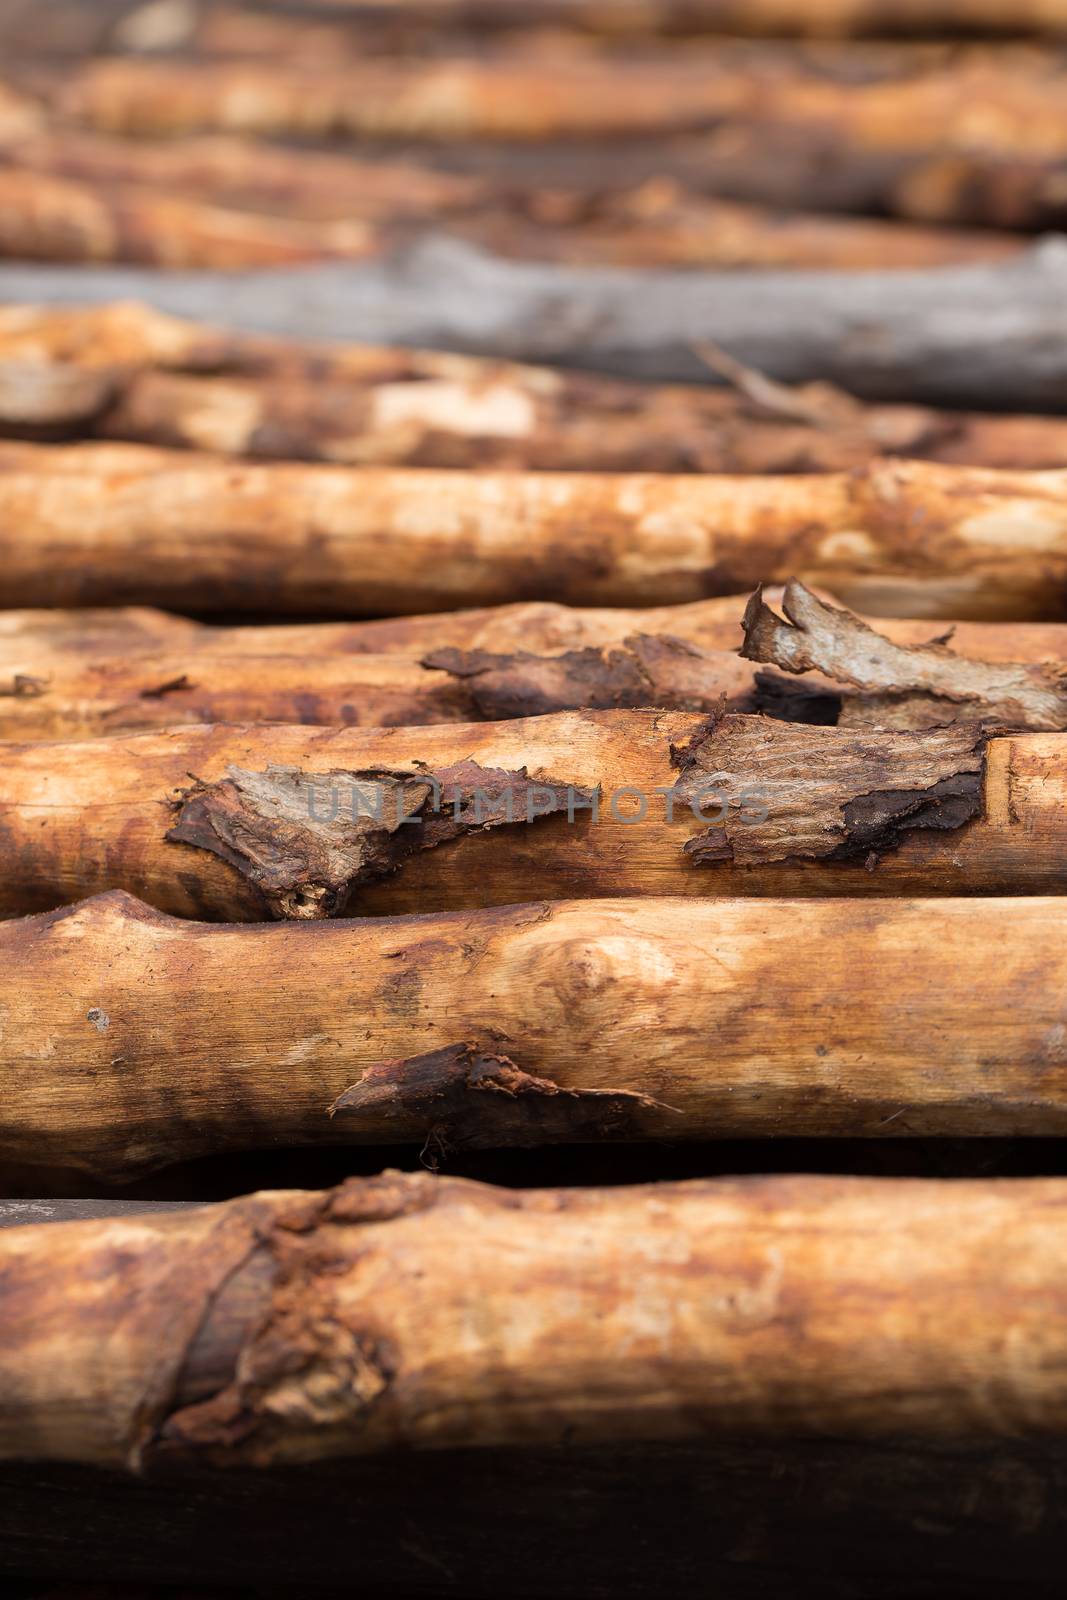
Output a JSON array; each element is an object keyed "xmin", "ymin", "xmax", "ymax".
[
  {"xmin": 10, "ymin": 586, "xmax": 1067, "ymax": 738},
  {"xmin": 12, "ymin": 300, "xmax": 1067, "ymax": 471},
  {"xmin": 4, "ymin": 443, "xmax": 1067, "ymax": 617},
  {"xmin": 9, "ymin": 891, "xmax": 1067, "ymax": 1173},
  {"xmin": 4, "ymin": 1170, "xmax": 1067, "ymax": 1466},
  {"xmin": 6, "ymin": 594, "xmax": 1067, "ymax": 665},
  {"xmin": 3, "ymin": 709, "xmax": 1067, "ymax": 918},
  {"xmin": 0, "ymin": 638, "xmax": 794, "ymax": 739}
]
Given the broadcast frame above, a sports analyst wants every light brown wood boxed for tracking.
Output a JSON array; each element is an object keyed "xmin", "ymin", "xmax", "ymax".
[
  {"xmin": 8, "ymin": 301, "xmax": 1067, "ymax": 474},
  {"xmin": 3, "ymin": 1170, "xmax": 1067, "ymax": 1467},
  {"xmin": 7, "ymin": 891, "xmax": 1067, "ymax": 1175},
  {"xmin": 3, "ymin": 442, "xmax": 1067, "ymax": 617},
  {"xmin": 0, "ymin": 711, "xmax": 1064, "ymax": 918},
  {"xmin": 4, "ymin": 596, "xmax": 1067, "ymax": 665}
]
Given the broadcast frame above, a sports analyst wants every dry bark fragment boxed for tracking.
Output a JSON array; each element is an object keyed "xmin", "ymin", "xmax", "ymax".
[
  {"xmin": 329, "ymin": 1040, "xmax": 670, "ymax": 1155},
  {"xmin": 670, "ymin": 712, "xmax": 984, "ymax": 866},
  {"xmin": 423, "ymin": 635, "xmax": 785, "ymax": 719},
  {"xmin": 166, "ymin": 758, "xmax": 593, "ymax": 919},
  {"xmin": 742, "ymin": 579, "xmax": 1067, "ymax": 730}
]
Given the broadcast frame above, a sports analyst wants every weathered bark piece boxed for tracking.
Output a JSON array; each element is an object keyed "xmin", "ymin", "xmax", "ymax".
[
  {"xmin": 6, "ymin": 441, "xmax": 1067, "ymax": 617},
  {"xmin": 165, "ymin": 758, "xmax": 592, "ymax": 919},
  {"xmin": 4, "ymin": 241, "xmax": 1067, "ymax": 409},
  {"xmin": 6, "ymin": 1170, "xmax": 1067, "ymax": 1465},
  {"xmin": 742, "ymin": 579, "xmax": 1067, "ymax": 731},
  {"xmin": 7, "ymin": 710, "xmax": 1067, "ymax": 918},
  {"xmin": 14, "ymin": 890, "xmax": 1067, "ymax": 1174},
  {"xmin": 0, "ymin": 639, "xmax": 784, "ymax": 739},
  {"xmin": 4, "ymin": 595, "xmax": 1067, "ymax": 671}
]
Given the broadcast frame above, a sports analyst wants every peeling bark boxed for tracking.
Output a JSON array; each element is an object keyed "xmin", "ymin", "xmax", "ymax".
[
  {"xmin": 0, "ymin": 710, "xmax": 1053, "ymax": 918},
  {"xmin": 743, "ymin": 579, "xmax": 1067, "ymax": 730},
  {"xmin": 670, "ymin": 712, "xmax": 983, "ymax": 866},
  {"xmin": 329, "ymin": 1041, "xmax": 669, "ymax": 1154},
  {"xmin": 6, "ymin": 442, "xmax": 1067, "ymax": 616},
  {"xmin": 5, "ymin": 1171, "xmax": 1067, "ymax": 1466},
  {"xmin": 7, "ymin": 890, "xmax": 1067, "ymax": 1176},
  {"xmin": 0, "ymin": 638, "xmax": 787, "ymax": 739},
  {"xmin": 166, "ymin": 759, "xmax": 590, "ymax": 919}
]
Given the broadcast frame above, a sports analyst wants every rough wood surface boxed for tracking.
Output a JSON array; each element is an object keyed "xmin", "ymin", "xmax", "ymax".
[
  {"xmin": 4, "ymin": 441, "xmax": 1067, "ymax": 617},
  {"xmin": 5, "ymin": 1171, "xmax": 1067, "ymax": 1464},
  {"xmin": 7, "ymin": 710, "xmax": 1067, "ymax": 918},
  {"xmin": 8, "ymin": 586, "xmax": 1067, "ymax": 738},
  {"xmin": 2, "ymin": 241, "xmax": 1066, "ymax": 408},
  {"xmin": 9, "ymin": 302, "xmax": 1067, "ymax": 471},
  {"xmin": 741, "ymin": 580, "xmax": 1067, "ymax": 731},
  {"xmin": 6, "ymin": 594, "xmax": 1067, "ymax": 664},
  {"xmin": 0, "ymin": 638, "xmax": 786, "ymax": 739},
  {"xmin": 8, "ymin": 892, "xmax": 1067, "ymax": 1175}
]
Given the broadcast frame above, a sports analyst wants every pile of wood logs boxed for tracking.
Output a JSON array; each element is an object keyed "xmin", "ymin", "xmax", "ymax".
[{"xmin": 5, "ymin": 3, "xmax": 1067, "ymax": 1597}]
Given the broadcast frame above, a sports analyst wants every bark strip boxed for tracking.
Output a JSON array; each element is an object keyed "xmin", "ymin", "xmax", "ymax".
[
  {"xmin": 4, "ymin": 1171, "xmax": 1067, "ymax": 1468},
  {"xmin": 3, "ymin": 710, "xmax": 1062, "ymax": 919},
  {"xmin": 4, "ymin": 441, "xmax": 1067, "ymax": 617},
  {"xmin": 742, "ymin": 579, "xmax": 1067, "ymax": 730}
]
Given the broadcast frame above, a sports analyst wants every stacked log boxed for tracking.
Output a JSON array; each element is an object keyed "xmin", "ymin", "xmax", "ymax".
[{"xmin": 4, "ymin": 7, "xmax": 1067, "ymax": 1594}]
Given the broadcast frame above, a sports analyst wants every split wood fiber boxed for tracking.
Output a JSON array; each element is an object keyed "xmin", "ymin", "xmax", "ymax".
[
  {"xmin": 3, "ymin": 711, "xmax": 1067, "ymax": 917},
  {"xmin": 8, "ymin": 300, "xmax": 1067, "ymax": 470},
  {"xmin": 5, "ymin": 443, "xmax": 1067, "ymax": 617},
  {"xmin": 4, "ymin": 1172, "xmax": 1067, "ymax": 1465},
  {"xmin": 8, "ymin": 893, "xmax": 1067, "ymax": 1175},
  {"xmin": 5, "ymin": 594, "xmax": 1067, "ymax": 665}
]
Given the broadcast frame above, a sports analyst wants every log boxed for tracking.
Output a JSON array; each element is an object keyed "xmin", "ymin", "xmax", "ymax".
[
  {"xmin": 4, "ymin": 710, "xmax": 1067, "ymax": 918},
  {"xmin": 40, "ymin": 50, "xmax": 1067, "ymax": 156},
  {"xmin": 8, "ymin": 892, "xmax": 1067, "ymax": 1173},
  {"xmin": 3, "ymin": 241, "xmax": 1067, "ymax": 408},
  {"xmin": 7, "ymin": 593, "xmax": 1067, "ymax": 664},
  {"xmin": 11, "ymin": 302, "xmax": 1067, "ymax": 472},
  {"xmin": 7, "ymin": 583, "xmax": 1067, "ymax": 738},
  {"xmin": 3, "ymin": 440, "xmax": 1067, "ymax": 617},
  {"xmin": 4, "ymin": 1170, "xmax": 1067, "ymax": 1462},
  {"xmin": 0, "ymin": 165, "xmax": 1023, "ymax": 271},
  {"xmin": 0, "ymin": 638, "xmax": 786, "ymax": 739}
]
